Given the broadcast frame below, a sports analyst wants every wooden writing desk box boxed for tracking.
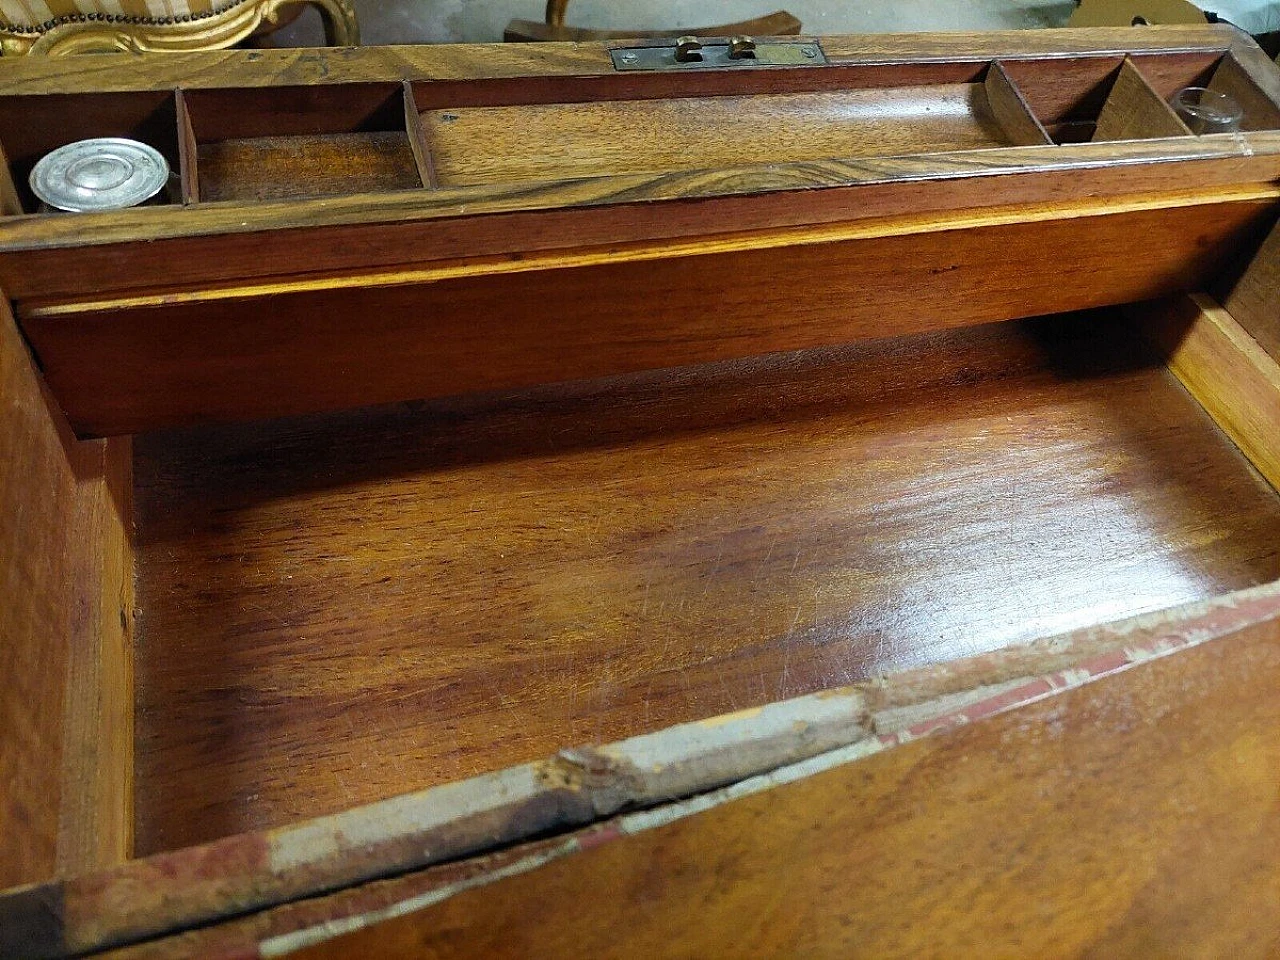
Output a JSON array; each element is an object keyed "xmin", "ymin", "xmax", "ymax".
[{"xmin": 4, "ymin": 25, "xmax": 1280, "ymax": 958}]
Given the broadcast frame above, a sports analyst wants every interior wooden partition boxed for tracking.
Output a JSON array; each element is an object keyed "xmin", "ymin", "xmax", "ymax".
[{"xmin": 4, "ymin": 24, "xmax": 1280, "ymax": 959}]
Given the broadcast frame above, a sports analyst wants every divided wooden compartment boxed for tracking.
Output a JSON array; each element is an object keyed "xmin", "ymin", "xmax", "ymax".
[
  {"xmin": 9, "ymin": 27, "xmax": 1280, "ymax": 960},
  {"xmin": 0, "ymin": 43, "xmax": 1277, "ymax": 218},
  {"xmin": 181, "ymin": 82, "xmax": 430, "ymax": 202}
]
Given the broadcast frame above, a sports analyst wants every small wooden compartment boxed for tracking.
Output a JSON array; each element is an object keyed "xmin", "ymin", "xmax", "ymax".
[
  {"xmin": 0, "ymin": 90, "xmax": 182, "ymax": 212},
  {"xmin": 183, "ymin": 83, "xmax": 427, "ymax": 202},
  {"xmin": 10, "ymin": 27, "xmax": 1280, "ymax": 960},
  {"xmin": 1004, "ymin": 50, "xmax": 1280, "ymax": 143}
]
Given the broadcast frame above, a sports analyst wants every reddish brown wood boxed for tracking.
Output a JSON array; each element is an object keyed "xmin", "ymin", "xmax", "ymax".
[
  {"xmin": 174, "ymin": 90, "xmax": 199, "ymax": 206},
  {"xmin": 422, "ymin": 86, "xmax": 1015, "ymax": 188},
  {"xmin": 19, "ymin": 197, "xmax": 1275, "ymax": 435},
  {"xmin": 0, "ymin": 302, "xmax": 132, "ymax": 886},
  {"xmin": 130, "ymin": 311, "xmax": 1280, "ymax": 852},
  {"xmin": 4, "ymin": 148, "xmax": 1279, "ymax": 305},
  {"xmin": 298, "ymin": 608, "xmax": 1280, "ymax": 960},
  {"xmin": 197, "ymin": 133, "xmax": 421, "ymax": 203}
]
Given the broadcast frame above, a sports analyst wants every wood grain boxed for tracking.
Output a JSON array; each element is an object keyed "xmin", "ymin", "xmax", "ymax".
[
  {"xmin": 423, "ymin": 86, "xmax": 1013, "ymax": 187},
  {"xmin": 1223, "ymin": 37, "xmax": 1280, "ymax": 129},
  {"xmin": 197, "ymin": 132, "xmax": 422, "ymax": 203},
  {"xmin": 0, "ymin": 27, "xmax": 1240, "ymax": 95},
  {"xmin": 1209, "ymin": 52, "xmax": 1280, "ymax": 131},
  {"xmin": 1221, "ymin": 216, "xmax": 1280, "ymax": 357},
  {"xmin": 984, "ymin": 61, "xmax": 1051, "ymax": 146},
  {"xmin": 1092, "ymin": 58, "xmax": 1191, "ymax": 142},
  {"xmin": 0, "ymin": 30, "xmax": 1268, "ymax": 308},
  {"xmin": 302, "ymin": 605, "xmax": 1280, "ymax": 960},
  {"xmin": 131, "ymin": 311, "xmax": 1280, "ymax": 852},
  {"xmin": 402, "ymin": 81, "xmax": 436, "ymax": 190},
  {"xmin": 21, "ymin": 197, "xmax": 1275, "ymax": 436},
  {"xmin": 174, "ymin": 90, "xmax": 198, "ymax": 206},
  {"xmin": 999, "ymin": 50, "xmax": 1217, "ymax": 141},
  {"xmin": 182, "ymin": 82, "xmax": 406, "ymax": 143},
  {"xmin": 1135, "ymin": 292, "xmax": 1280, "ymax": 492},
  {"xmin": 0, "ymin": 301, "xmax": 132, "ymax": 886},
  {"xmin": 3, "ymin": 147, "xmax": 1279, "ymax": 310},
  {"xmin": 5, "ymin": 142, "xmax": 1280, "ymax": 308},
  {"xmin": 998, "ymin": 54, "xmax": 1126, "ymax": 128}
]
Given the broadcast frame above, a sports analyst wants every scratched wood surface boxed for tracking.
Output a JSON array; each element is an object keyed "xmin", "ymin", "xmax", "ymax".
[
  {"xmin": 0, "ymin": 303, "xmax": 132, "ymax": 886},
  {"xmin": 130, "ymin": 310, "xmax": 1280, "ymax": 854},
  {"xmin": 300, "ymin": 600, "xmax": 1280, "ymax": 960}
]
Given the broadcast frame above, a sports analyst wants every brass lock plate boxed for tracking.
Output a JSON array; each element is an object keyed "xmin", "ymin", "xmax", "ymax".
[{"xmin": 611, "ymin": 39, "xmax": 827, "ymax": 71}]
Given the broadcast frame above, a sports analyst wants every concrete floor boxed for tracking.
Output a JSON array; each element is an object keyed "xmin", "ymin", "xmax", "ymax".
[{"xmin": 274, "ymin": 0, "xmax": 1280, "ymax": 47}]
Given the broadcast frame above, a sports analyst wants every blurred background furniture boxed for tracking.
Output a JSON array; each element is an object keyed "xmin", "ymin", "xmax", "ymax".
[
  {"xmin": 505, "ymin": 0, "xmax": 799, "ymax": 41},
  {"xmin": 0, "ymin": 0, "xmax": 357, "ymax": 54},
  {"xmin": 271, "ymin": 1, "xmax": 1280, "ymax": 47}
]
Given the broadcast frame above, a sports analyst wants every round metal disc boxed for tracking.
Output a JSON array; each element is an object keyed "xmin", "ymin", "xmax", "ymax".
[{"xmin": 30, "ymin": 137, "xmax": 169, "ymax": 212}]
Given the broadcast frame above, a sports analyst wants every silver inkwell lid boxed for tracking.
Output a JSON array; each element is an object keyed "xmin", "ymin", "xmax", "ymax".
[{"xmin": 30, "ymin": 137, "xmax": 169, "ymax": 212}]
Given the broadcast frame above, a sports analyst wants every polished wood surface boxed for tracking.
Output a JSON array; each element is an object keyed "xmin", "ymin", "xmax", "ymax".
[
  {"xmin": 1001, "ymin": 51, "xmax": 1213, "ymax": 142},
  {"xmin": 0, "ymin": 28, "xmax": 1242, "ymax": 97},
  {"xmin": 1223, "ymin": 217, "xmax": 1280, "ymax": 358},
  {"xmin": 1091, "ymin": 58, "xmax": 1190, "ymax": 141},
  {"xmin": 198, "ymin": 132, "xmax": 422, "ymax": 202},
  {"xmin": 4, "ymin": 27, "xmax": 1280, "ymax": 951},
  {"xmin": 304, "ymin": 607, "xmax": 1280, "ymax": 960},
  {"xmin": 984, "ymin": 61, "xmax": 1051, "ymax": 146},
  {"xmin": 21, "ymin": 196, "xmax": 1274, "ymax": 436},
  {"xmin": 1209, "ymin": 52, "xmax": 1280, "ymax": 131},
  {"xmin": 131, "ymin": 311, "xmax": 1280, "ymax": 853},
  {"xmin": 0, "ymin": 28, "xmax": 1273, "ymax": 312},
  {"xmin": 423, "ymin": 86, "xmax": 1019, "ymax": 187},
  {"xmin": 0, "ymin": 304, "xmax": 132, "ymax": 885},
  {"xmin": 1138, "ymin": 293, "xmax": 1280, "ymax": 491},
  {"xmin": 8, "ymin": 145, "xmax": 1280, "ymax": 309}
]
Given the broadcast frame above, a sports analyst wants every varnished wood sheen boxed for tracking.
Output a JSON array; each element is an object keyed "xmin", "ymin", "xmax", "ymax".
[
  {"xmin": 1137, "ymin": 293, "xmax": 1280, "ymax": 491},
  {"xmin": 132, "ymin": 313, "xmax": 1280, "ymax": 851},
  {"xmin": 422, "ymin": 86, "xmax": 1016, "ymax": 187},
  {"xmin": 20, "ymin": 197, "xmax": 1274, "ymax": 435},
  {"xmin": 984, "ymin": 61, "xmax": 1052, "ymax": 146},
  {"xmin": 0, "ymin": 304, "xmax": 132, "ymax": 884},
  {"xmin": 6, "ymin": 29, "xmax": 1280, "ymax": 954},
  {"xmin": 303, "ymin": 611, "xmax": 1280, "ymax": 960},
  {"xmin": 0, "ymin": 28, "xmax": 1268, "ymax": 311},
  {"xmin": 1223, "ymin": 218, "xmax": 1280, "ymax": 357},
  {"xmin": 6, "ymin": 144, "xmax": 1280, "ymax": 308},
  {"xmin": 197, "ymin": 133, "xmax": 422, "ymax": 203},
  {"xmin": 1209, "ymin": 53, "xmax": 1280, "ymax": 131},
  {"xmin": 1091, "ymin": 58, "xmax": 1191, "ymax": 141},
  {"xmin": 0, "ymin": 28, "xmax": 1238, "ymax": 96}
]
